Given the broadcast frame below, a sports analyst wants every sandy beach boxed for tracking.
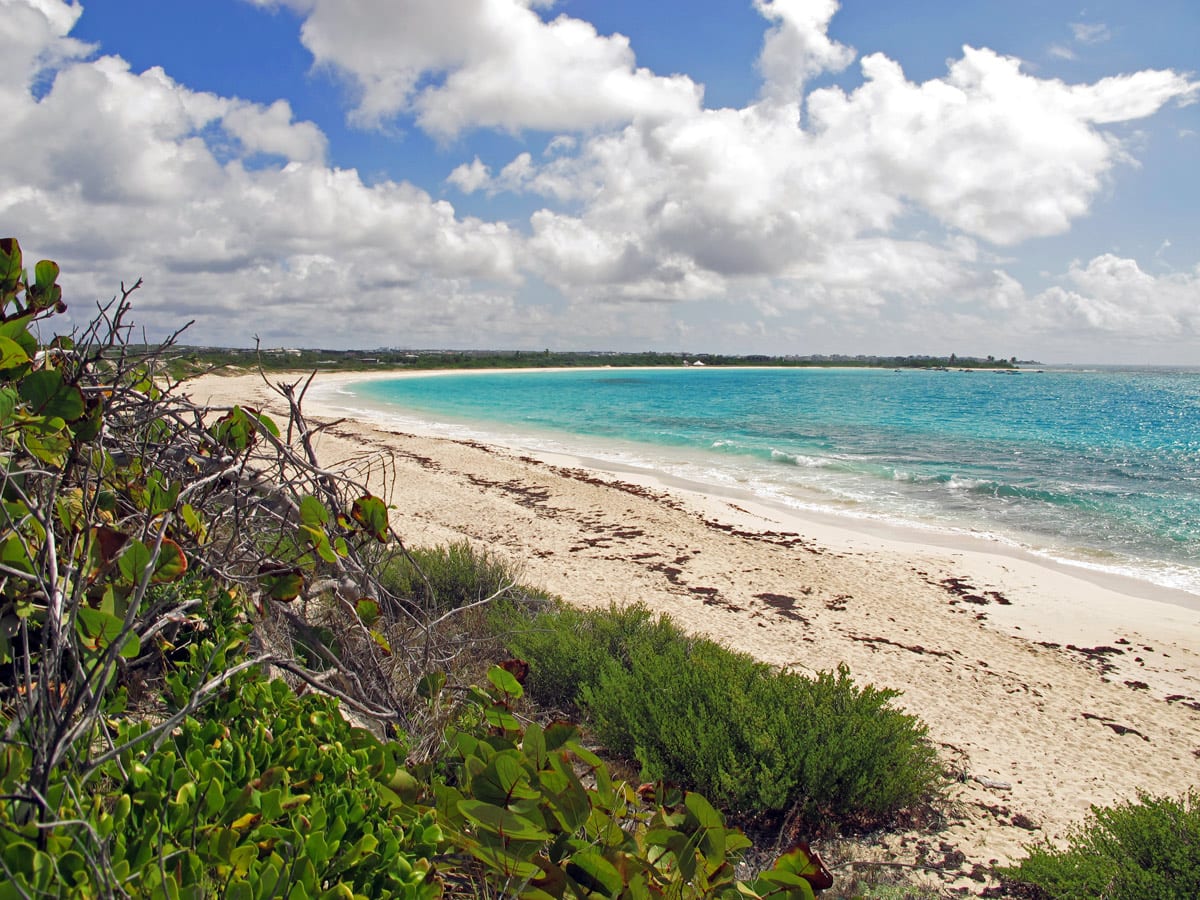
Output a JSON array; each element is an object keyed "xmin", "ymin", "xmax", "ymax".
[{"xmin": 187, "ymin": 368, "xmax": 1200, "ymax": 886}]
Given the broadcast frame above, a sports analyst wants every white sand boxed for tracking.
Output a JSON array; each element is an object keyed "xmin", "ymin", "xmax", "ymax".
[{"xmin": 188, "ymin": 368, "xmax": 1200, "ymax": 885}]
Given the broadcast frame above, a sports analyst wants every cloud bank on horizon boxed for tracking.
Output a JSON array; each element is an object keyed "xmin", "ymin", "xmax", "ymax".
[{"xmin": 2, "ymin": 0, "xmax": 1198, "ymax": 362}]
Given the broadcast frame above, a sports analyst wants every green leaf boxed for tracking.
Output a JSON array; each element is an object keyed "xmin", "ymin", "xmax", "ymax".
[
  {"xmin": 0, "ymin": 317, "xmax": 38, "ymax": 358},
  {"xmin": 349, "ymin": 494, "xmax": 389, "ymax": 542},
  {"xmin": 684, "ymin": 791, "xmax": 727, "ymax": 865},
  {"xmin": 487, "ymin": 665, "xmax": 524, "ymax": 701},
  {"xmin": 76, "ymin": 606, "xmax": 125, "ymax": 652},
  {"xmin": 118, "ymin": 540, "xmax": 152, "ymax": 585},
  {"xmin": 180, "ymin": 503, "xmax": 207, "ymax": 543},
  {"xmin": 522, "ymin": 722, "xmax": 547, "ymax": 771},
  {"xmin": 247, "ymin": 409, "xmax": 280, "ymax": 438},
  {"xmin": 465, "ymin": 843, "xmax": 544, "ymax": 881},
  {"xmin": 0, "ymin": 336, "xmax": 28, "ymax": 370},
  {"xmin": 299, "ymin": 495, "xmax": 329, "ymax": 527},
  {"xmin": 472, "ymin": 752, "xmax": 540, "ymax": 807},
  {"xmin": 543, "ymin": 721, "xmax": 579, "ymax": 751},
  {"xmin": 23, "ymin": 427, "xmax": 71, "ymax": 466},
  {"xmin": 0, "ymin": 238, "xmax": 22, "ymax": 293},
  {"xmin": 771, "ymin": 842, "xmax": 833, "ymax": 892},
  {"xmin": 19, "ymin": 369, "xmax": 84, "ymax": 421},
  {"xmin": 457, "ymin": 800, "xmax": 552, "ymax": 842},
  {"xmin": 34, "ymin": 259, "xmax": 59, "ymax": 290},
  {"xmin": 211, "ymin": 406, "xmax": 259, "ymax": 452},
  {"xmin": 259, "ymin": 565, "xmax": 304, "ymax": 602},
  {"xmin": 152, "ymin": 539, "xmax": 188, "ymax": 583},
  {"xmin": 565, "ymin": 851, "xmax": 623, "ymax": 895},
  {"xmin": 369, "ymin": 629, "xmax": 391, "ymax": 656},
  {"xmin": 355, "ymin": 597, "xmax": 380, "ymax": 625},
  {"xmin": 417, "ymin": 671, "xmax": 446, "ymax": 700}
]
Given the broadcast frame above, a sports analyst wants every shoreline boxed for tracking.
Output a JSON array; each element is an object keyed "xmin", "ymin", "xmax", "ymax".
[
  {"xmin": 187, "ymin": 369, "xmax": 1200, "ymax": 881},
  {"xmin": 311, "ymin": 367, "xmax": 1200, "ymax": 615}
]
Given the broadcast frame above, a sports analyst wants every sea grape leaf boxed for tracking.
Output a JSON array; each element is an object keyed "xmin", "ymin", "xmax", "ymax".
[
  {"xmin": 349, "ymin": 494, "xmax": 389, "ymax": 542},
  {"xmin": 472, "ymin": 752, "xmax": 541, "ymax": 807},
  {"xmin": 0, "ymin": 336, "xmax": 28, "ymax": 370},
  {"xmin": 487, "ymin": 664, "xmax": 524, "ymax": 701},
  {"xmin": 34, "ymin": 259, "xmax": 59, "ymax": 290},
  {"xmin": 23, "ymin": 427, "xmax": 71, "ymax": 466},
  {"xmin": 72, "ymin": 398, "xmax": 104, "ymax": 442},
  {"xmin": 684, "ymin": 791, "xmax": 727, "ymax": 865},
  {"xmin": 0, "ymin": 238, "xmax": 22, "ymax": 293},
  {"xmin": 457, "ymin": 799, "xmax": 552, "ymax": 842},
  {"xmin": 76, "ymin": 607, "xmax": 139, "ymax": 657},
  {"xmin": 355, "ymin": 597, "xmax": 380, "ymax": 625},
  {"xmin": 299, "ymin": 495, "xmax": 329, "ymax": 527},
  {"xmin": 543, "ymin": 721, "xmax": 579, "ymax": 751},
  {"xmin": 522, "ymin": 722, "xmax": 547, "ymax": 771},
  {"xmin": 117, "ymin": 540, "xmax": 152, "ymax": 585},
  {"xmin": 498, "ymin": 657, "xmax": 530, "ymax": 684},
  {"xmin": 565, "ymin": 851, "xmax": 623, "ymax": 895},
  {"xmin": 180, "ymin": 503, "xmax": 207, "ymax": 543},
  {"xmin": 465, "ymin": 843, "xmax": 544, "ymax": 881},
  {"xmin": 247, "ymin": 408, "xmax": 279, "ymax": 438},
  {"xmin": 259, "ymin": 565, "xmax": 303, "ymax": 602},
  {"xmin": 87, "ymin": 526, "xmax": 129, "ymax": 578},
  {"xmin": 19, "ymin": 369, "xmax": 84, "ymax": 421},
  {"xmin": 369, "ymin": 629, "xmax": 391, "ymax": 656},
  {"xmin": 770, "ymin": 842, "xmax": 833, "ymax": 891},
  {"xmin": 151, "ymin": 539, "xmax": 188, "ymax": 583},
  {"xmin": 211, "ymin": 406, "xmax": 259, "ymax": 451}
]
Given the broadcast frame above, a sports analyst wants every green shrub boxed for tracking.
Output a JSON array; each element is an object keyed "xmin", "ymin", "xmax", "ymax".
[
  {"xmin": 500, "ymin": 601, "xmax": 680, "ymax": 711},
  {"xmin": 380, "ymin": 541, "xmax": 553, "ymax": 614},
  {"xmin": 505, "ymin": 603, "xmax": 940, "ymax": 824},
  {"xmin": 1001, "ymin": 790, "xmax": 1200, "ymax": 899}
]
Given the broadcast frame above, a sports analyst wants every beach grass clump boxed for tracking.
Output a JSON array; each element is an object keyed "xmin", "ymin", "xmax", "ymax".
[
  {"xmin": 1000, "ymin": 790, "xmax": 1200, "ymax": 899},
  {"xmin": 505, "ymin": 603, "xmax": 940, "ymax": 824}
]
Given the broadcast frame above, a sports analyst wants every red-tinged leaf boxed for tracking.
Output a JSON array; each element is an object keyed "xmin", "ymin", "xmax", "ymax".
[
  {"xmin": 258, "ymin": 564, "xmax": 304, "ymax": 602},
  {"xmin": 92, "ymin": 527, "xmax": 129, "ymax": 567},
  {"xmin": 498, "ymin": 658, "xmax": 529, "ymax": 684},
  {"xmin": 349, "ymin": 494, "xmax": 389, "ymax": 542},
  {"xmin": 151, "ymin": 539, "xmax": 187, "ymax": 583},
  {"xmin": 211, "ymin": 406, "xmax": 259, "ymax": 452},
  {"xmin": 773, "ymin": 841, "xmax": 833, "ymax": 891}
]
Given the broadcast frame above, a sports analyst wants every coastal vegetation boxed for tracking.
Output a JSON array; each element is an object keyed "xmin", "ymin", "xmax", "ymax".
[
  {"xmin": 164, "ymin": 346, "xmax": 1020, "ymax": 379},
  {"xmin": 501, "ymin": 603, "xmax": 939, "ymax": 824},
  {"xmin": 2, "ymin": 239, "xmax": 1189, "ymax": 897},
  {"xmin": 999, "ymin": 790, "xmax": 1200, "ymax": 898}
]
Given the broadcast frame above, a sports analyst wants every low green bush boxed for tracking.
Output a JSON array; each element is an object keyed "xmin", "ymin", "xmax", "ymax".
[
  {"xmin": 1000, "ymin": 789, "xmax": 1200, "ymax": 899},
  {"xmin": 497, "ymin": 601, "xmax": 679, "ymax": 711},
  {"xmin": 379, "ymin": 541, "xmax": 553, "ymax": 614},
  {"xmin": 504, "ymin": 603, "xmax": 940, "ymax": 824}
]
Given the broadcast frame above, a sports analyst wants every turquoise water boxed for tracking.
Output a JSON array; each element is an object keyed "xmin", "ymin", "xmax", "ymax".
[{"xmin": 333, "ymin": 367, "xmax": 1200, "ymax": 595}]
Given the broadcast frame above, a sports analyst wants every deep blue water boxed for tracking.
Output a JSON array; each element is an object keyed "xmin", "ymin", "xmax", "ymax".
[{"xmin": 331, "ymin": 367, "xmax": 1200, "ymax": 594}]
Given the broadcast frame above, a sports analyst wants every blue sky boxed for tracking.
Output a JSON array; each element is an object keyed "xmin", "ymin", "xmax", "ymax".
[{"xmin": 4, "ymin": 0, "xmax": 1199, "ymax": 362}]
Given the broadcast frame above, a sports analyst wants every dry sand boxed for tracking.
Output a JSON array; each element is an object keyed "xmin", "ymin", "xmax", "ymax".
[{"xmin": 187, "ymin": 368, "xmax": 1200, "ymax": 888}]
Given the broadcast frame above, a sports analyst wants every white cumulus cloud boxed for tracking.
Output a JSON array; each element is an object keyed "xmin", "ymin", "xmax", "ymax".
[{"xmin": 254, "ymin": 0, "xmax": 702, "ymax": 137}]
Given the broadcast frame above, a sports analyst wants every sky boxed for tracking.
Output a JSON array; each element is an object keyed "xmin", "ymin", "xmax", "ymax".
[{"xmin": 3, "ymin": 0, "xmax": 1199, "ymax": 363}]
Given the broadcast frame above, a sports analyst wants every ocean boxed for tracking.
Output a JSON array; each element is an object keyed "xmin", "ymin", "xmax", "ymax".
[{"xmin": 326, "ymin": 366, "xmax": 1200, "ymax": 596}]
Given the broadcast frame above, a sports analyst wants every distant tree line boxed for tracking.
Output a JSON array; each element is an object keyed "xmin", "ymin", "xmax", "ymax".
[{"xmin": 159, "ymin": 345, "xmax": 1022, "ymax": 378}]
